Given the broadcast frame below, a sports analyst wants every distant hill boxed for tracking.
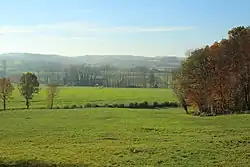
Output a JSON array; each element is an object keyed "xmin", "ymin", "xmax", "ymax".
[
  {"xmin": 0, "ymin": 53, "xmax": 185, "ymax": 69},
  {"xmin": 0, "ymin": 53, "xmax": 71, "ymax": 63}
]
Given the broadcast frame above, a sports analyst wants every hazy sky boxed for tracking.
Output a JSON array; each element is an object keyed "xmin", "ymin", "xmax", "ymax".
[{"xmin": 0, "ymin": 0, "xmax": 249, "ymax": 57}]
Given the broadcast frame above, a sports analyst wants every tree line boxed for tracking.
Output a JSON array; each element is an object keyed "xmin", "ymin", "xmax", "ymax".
[
  {"xmin": 0, "ymin": 72, "xmax": 178, "ymax": 111},
  {"xmin": 173, "ymin": 26, "xmax": 250, "ymax": 115},
  {"xmin": 0, "ymin": 72, "xmax": 58, "ymax": 111},
  {"xmin": 5, "ymin": 59, "xmax": 175, "ymax": 88},
  {"xmin": 36, "ymin": 65, "xmax": 173, "ymax": 88}
]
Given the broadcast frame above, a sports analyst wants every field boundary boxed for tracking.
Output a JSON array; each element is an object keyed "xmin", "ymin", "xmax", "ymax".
[{"xmin": 2, "ymin": 101, "xmax": 180, "ymax": 111}]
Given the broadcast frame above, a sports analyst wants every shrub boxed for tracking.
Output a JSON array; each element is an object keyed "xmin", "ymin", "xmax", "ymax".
[
  {"xmin": 162, "ymin": 101, "xmax": 170, "ymax": 107},
  {"xmin": 108, "ymin": 104, "xmax": 113, "ymax": 108},
  {"xmin": 112, "ymin": 104, "xmax": 119, "ymax": 108},
  {"xmin": 153, "ymin": 102, "xmax": 159, "ymax": 108},
  {"xmin": 63, "ymin": 105, "xmax": 70, "ymax": 109},
  {"xmin": 71, "ymin": 104, "xmax": 77, "ymax": 109},
  {"xmin": 91, "ymin": 104, "xmax": 96, "ymax": 108},
  {"xmin": 104, "ymin": 104, "xmax": 113, "ymax": 108},
  {"xmin": 139, "ymin": 101, "xmax": 148, "ymax": 108},
  {"xmin": 118, "ymin": 104, "xmax": 125, "ymax": 108},
  {"xmin": 78, "ymin": 105, "xmax": 83, "ymax": 108},
  {"xmin": 129, "ymin": 102, "xmax": 134, "ymax": 108},
  {"xmin": 169, "ymin": 102, "xmax": 178, "ymax": 108},
  {"xmin": 56, "ymin": 106, "xmax": 60, "ymax": 109},
  {"xmin": 84, "ymin": 103, "xmax": 92, "ymax": 108},
  {"xmin": 157, "ymin": 103, "xmax": 164, "ymax": 108},
  {"xmin": 91, "ymin": 104, "xmax": 98, "ymax": 108},
  {"xmin": 134, "ymin": 102, "xmax": 138, "ymax": 108}
]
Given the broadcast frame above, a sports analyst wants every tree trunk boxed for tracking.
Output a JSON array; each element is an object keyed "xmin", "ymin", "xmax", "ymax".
[
  {"xmin": 183, "ymin": 103, "xmax": 188, "ymax": 114},
  {"xmin": 3, "ymin": 95, "xmax": 6, "ymax": 111},
  {"xmin": 179, "ymin": 95, "xmax": 188, "ymax": 114},
  {"xmin": 246, "ymin": 85, "xmax": 250, "ymax": 110},
  {"xmin": 26, "ymin": 98, "xmax": 30, "ymax": 109},
  {"xmin": 50, "ymin": 94, "xmax": 54, "ymax": 109}
]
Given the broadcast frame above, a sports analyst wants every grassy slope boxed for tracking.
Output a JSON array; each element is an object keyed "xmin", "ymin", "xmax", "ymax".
[
  {"xmin": 6, "ymin": 87, "xmax": 176, "ymax": 109},
  {"xmin": 0, "ymin": 108, "xmax": 249, "ymax": 166}
]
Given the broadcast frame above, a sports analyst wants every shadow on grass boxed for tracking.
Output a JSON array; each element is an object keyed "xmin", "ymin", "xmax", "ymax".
[{"xmin": 0, "ymin": 160, "xmax": 89, "ymax": 167}]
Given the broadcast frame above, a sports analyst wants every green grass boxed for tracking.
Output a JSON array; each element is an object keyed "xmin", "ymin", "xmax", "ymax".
[
  {"xmin": 0, "ymin": 108, "xmax": 249, "ymax": 166},
  {"xmin": 6, "ymin": 87, "xmax": 176, "ymax": 109},
  {"xmin": 1, "ymin": 87, "xmax": 249, "ymax": 166}
]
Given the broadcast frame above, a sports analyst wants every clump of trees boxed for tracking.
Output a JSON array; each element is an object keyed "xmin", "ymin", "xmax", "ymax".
[
  {"xmin": 0, "ymin": 72, "xmax": 41, "ymax": 111},
  {"xmin": 173, "ymin": 26, "xmax": 250, "ymax": 115}
]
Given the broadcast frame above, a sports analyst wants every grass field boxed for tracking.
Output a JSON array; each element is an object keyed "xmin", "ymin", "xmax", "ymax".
[
  {"xmin": 5, "ymin": 87, "xmax": 176, "ymax": 109},
  {"xmin": 1, "ymin": 87, "xmax": 249, "ymax": 166},
  {"xmin": 0, "ymin": 108, "xmax": 249, "ymax": 166}
]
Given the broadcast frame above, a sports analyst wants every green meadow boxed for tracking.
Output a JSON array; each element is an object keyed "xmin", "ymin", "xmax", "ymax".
[
  {"xmin": 0, "ymin": 87, "xmax": 249, "ymax": 166},
  {"xmin": 6, "ymin": 87, "xmax": 176, "ymax": 109},
  {"xmin": 0, "ymin": 108, "xmax": 249, "ymax": 166}
]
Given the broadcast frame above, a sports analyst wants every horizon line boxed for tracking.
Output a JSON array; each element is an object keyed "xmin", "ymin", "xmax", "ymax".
[{"xmin": 0, "ymin": 52, "xmax": 186, "ymax": 58}]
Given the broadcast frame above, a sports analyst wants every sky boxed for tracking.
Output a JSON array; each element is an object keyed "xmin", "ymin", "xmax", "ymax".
[{"xmin": 0, "ymin": 0, "xmax": 249, "ymax": 57}]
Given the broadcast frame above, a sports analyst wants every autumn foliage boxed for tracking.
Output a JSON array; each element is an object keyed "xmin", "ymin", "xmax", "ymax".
[
  {"xmin": 0, "ymin": 77, "xmax": 14, "ymax": 110},
  {"xmin": 173, "ymin": 26, "xmax": 250, "ymax": 115},
  {"xmin": 47, "ymin": 84, "xmax": 59, "ymax": 109}
]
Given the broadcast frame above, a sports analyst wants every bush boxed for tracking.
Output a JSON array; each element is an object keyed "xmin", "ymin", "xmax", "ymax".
[
  {"xmin": 144, "ymin": 101, "xmax": 148, "ymax": 106},
  {"xmin": 56, "ymin": 106, "xmax": 61, "ymax": 109},
  {"xmin": 162, "ymin": 101, "xmax": 170, "ymax": 107},
  {"xmin": 138, "ymin": 101, "xmax": 149, "ymax": 108},
  {"xmin": 112, "ymin": 104, "xmax": 119, "ymax": 108},
  {"xmin": 104, "ymin": 104, "xmax": 109, "ymax": 108},
  {"xmin": 125, "ymin": 101, "xmax": 179, "ymax": 109},
  {"xmin": 63, "ymin": 105, "xmax": 70, "ymax": 109},
  {"xmin": 134, "ymin": 102, "xmax": 138, "ymax": 108},
  {"xmin": 169, "ymin": 102, "xmax": 178, "ymax": 108},
  {"xmin": 104, "ymin": 104, "xmax": 113, "ymax": 108},
  {"xmin": 84, "ymin": 103, "xmax": 92, "ymax": 108},
  {"xmin": 153, "ymin": 102, "xmax": 159, "ymax": 108},
  {"xmin": 71, "ymin": 104, "xmax": 77, "ymax": 109},
  {"xmin": 108, "ymin": 104, "xmax": 113, "ymax": 108},
  {"xmin": 118, "ymin": 104, "xmax": 125, "ymax": 108},
  {"xmin": 91, "ymin": 104, "xmax": 98, "ymax": 108},
  {"xmin": 78, "ymin": 101, "xmax": 179, "ymax": 109},
  {"xmin": 129, "ymin": 102, "xmax": 134, "ymax": 108},
  {"xmin": 91, "ymin": 104, "xmax": 96, "ymax": 108},
  {"xmin": 158, "ymin": 103, "xmax": 164, "ymax": 108}
]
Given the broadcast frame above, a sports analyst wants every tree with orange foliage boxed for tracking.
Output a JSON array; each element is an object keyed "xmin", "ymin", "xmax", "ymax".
[
  {"xmin": 0, "ymin": 77, "xmax": 14, "ymax": 111},
  {"xmin": 47, "ymin": 84, "xmax": 59, "ymax": 109},
  {"xmin": 174, "ymin": 46, "xmax": 214, "ymax": 113},
  {"xmin": 173, "ymin": 26, "xmax": 250, "ymax": 115}
]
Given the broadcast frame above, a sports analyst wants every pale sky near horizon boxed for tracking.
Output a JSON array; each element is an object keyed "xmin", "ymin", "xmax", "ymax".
[{"xmin": 0, "ymin": 0, "xmax": 249, "ymax": 57}]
